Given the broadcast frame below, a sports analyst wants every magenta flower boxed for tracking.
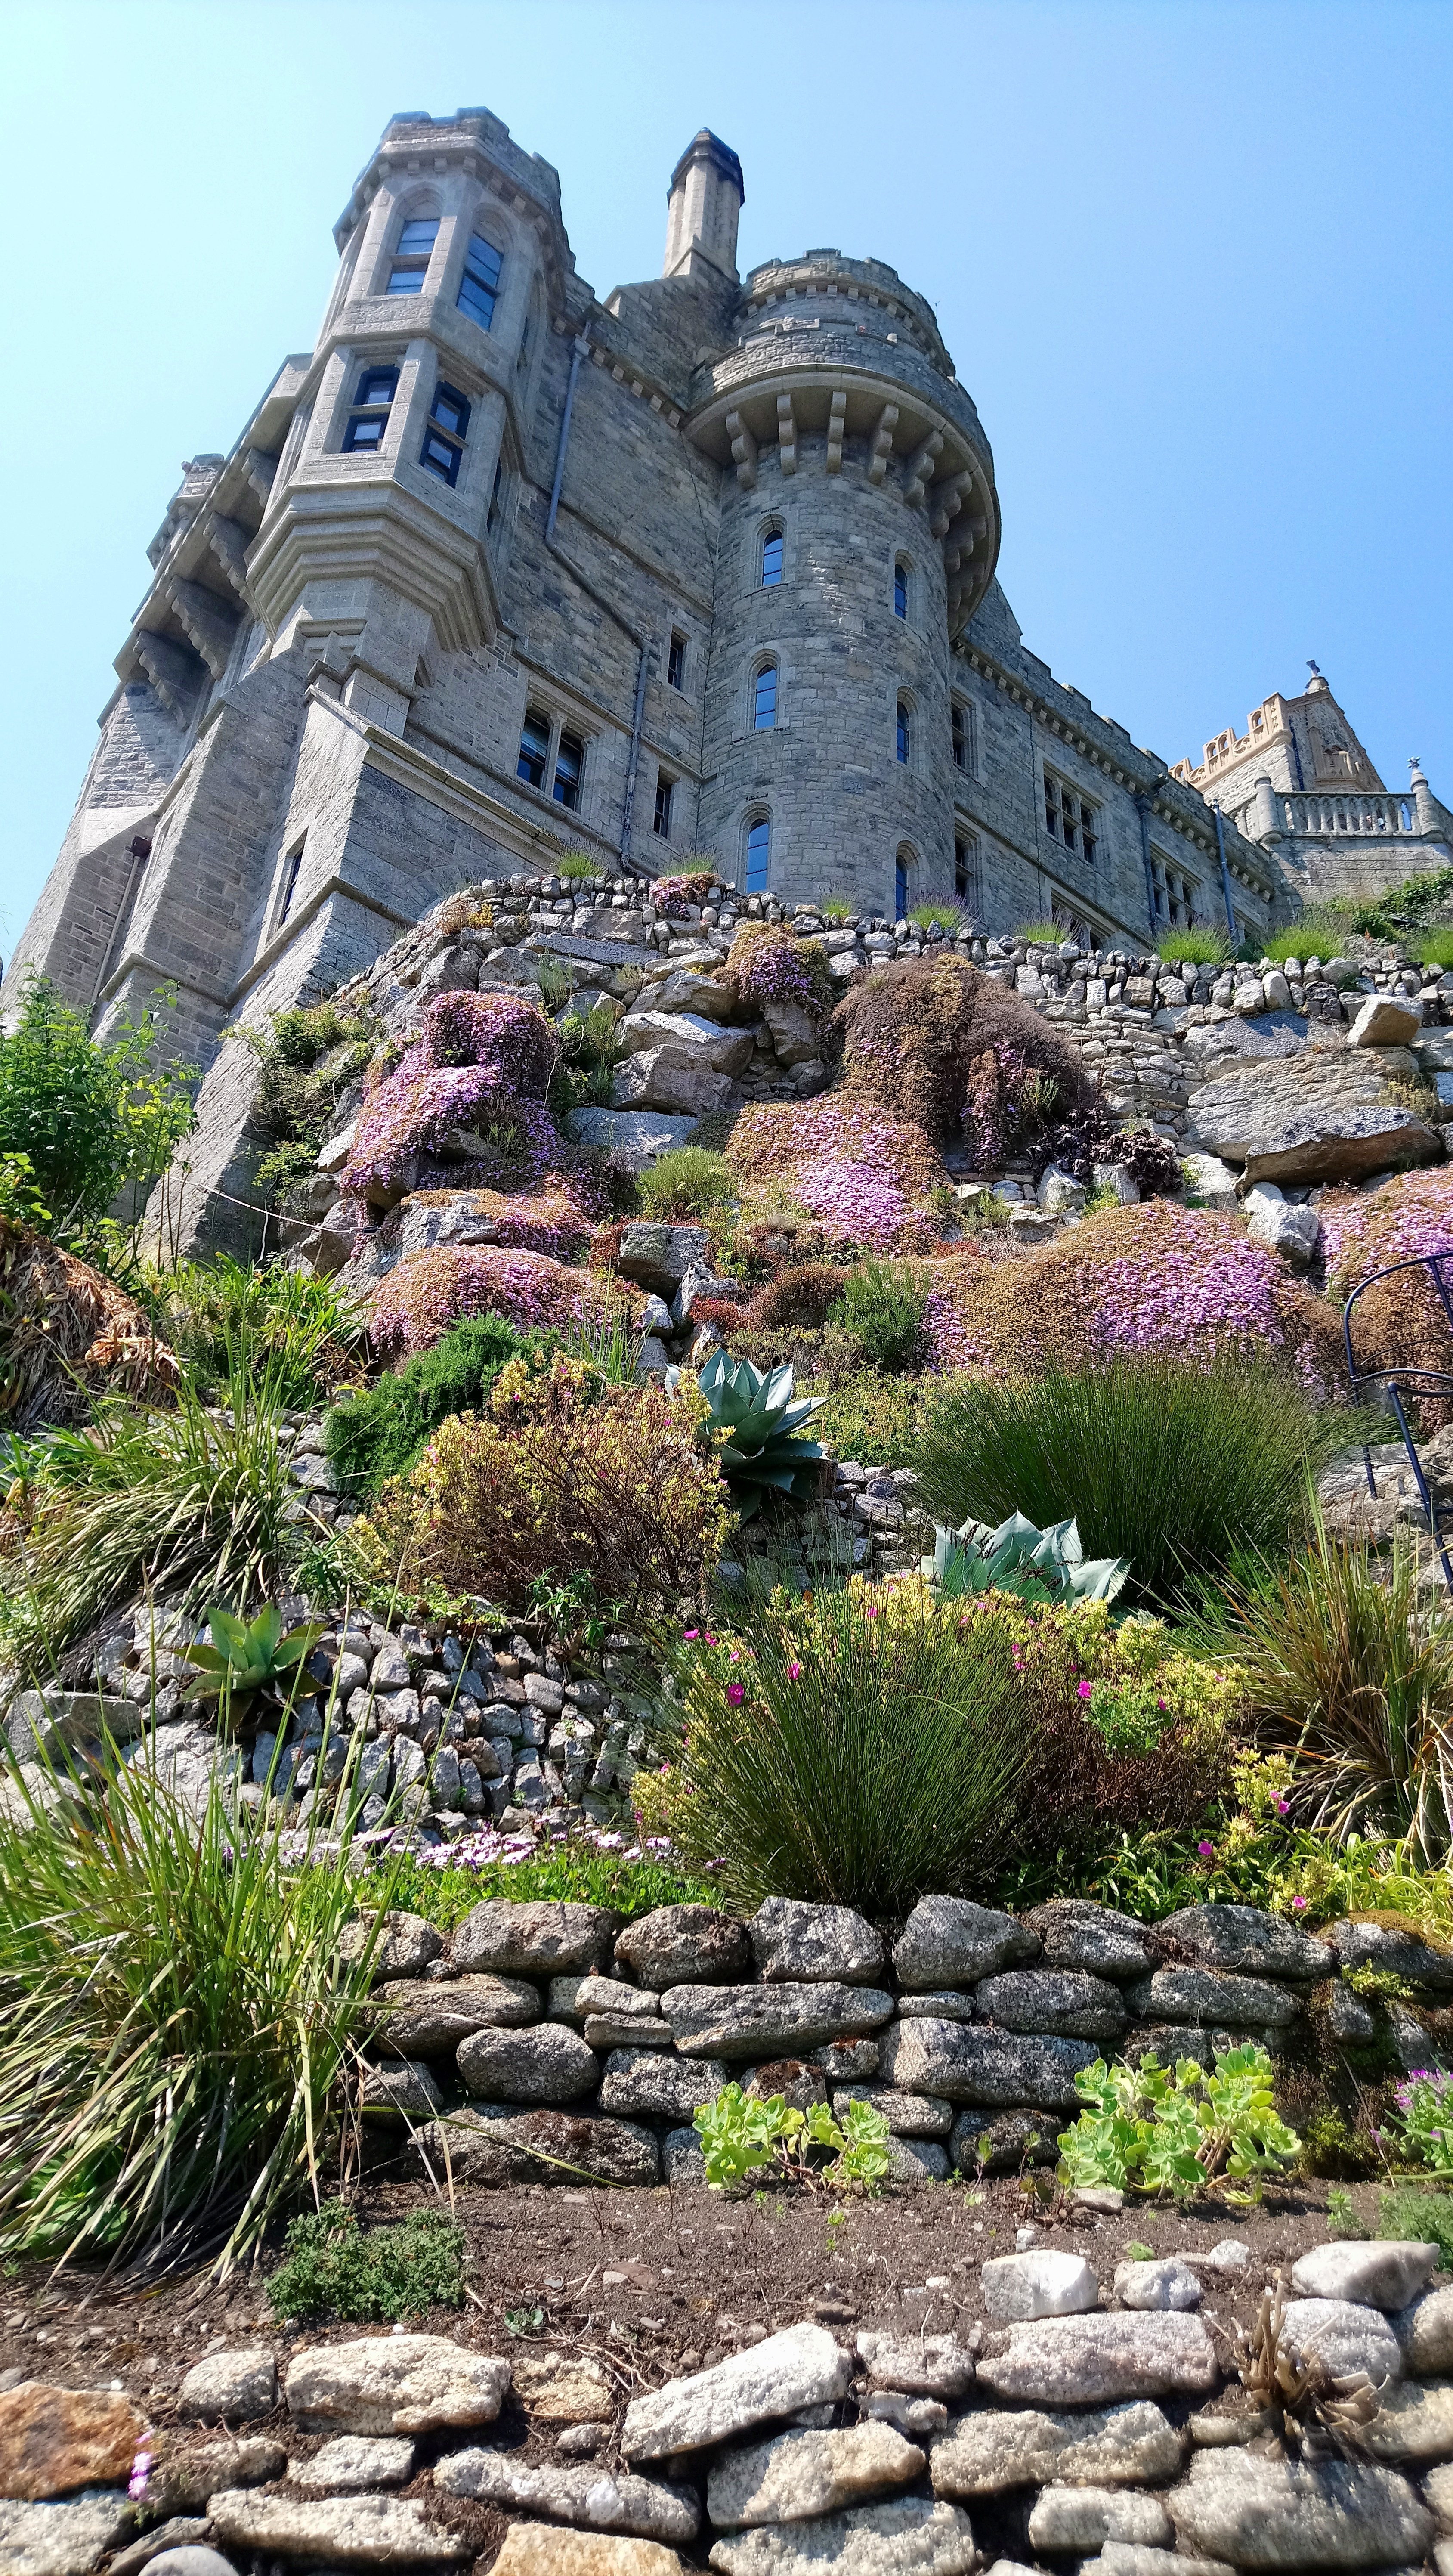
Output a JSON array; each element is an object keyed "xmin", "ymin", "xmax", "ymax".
[
  {"xmin": 1197, "ymin": 1840, "xmax": 1215, "ymax": 1858},
  {"xmin": 788, "ymin": 1660, "xmax": 804, "ymax": 1679},
  {"xmin": 1077, "ymin": 1679, "xmax": 1093, "ymax": 1700},
  {"xmin": 1291, "ymin": 1894, "xmax": 1308, "ymax": 1910},
  {"xmin": 726, "ymin": 1682, "xmax": 745, "ymax": 1706},
  {"xmin": 128, "ymin": 2453, "xmax": 152, "ymax": 2503},
  {"xmin": 683, "ymin": 1629, "xmax": 699, "ymax": 1641}
]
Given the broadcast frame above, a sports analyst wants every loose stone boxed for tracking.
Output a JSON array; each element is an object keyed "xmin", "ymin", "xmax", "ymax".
[
  {"xmin": 622, "ymin": 2326, "xmax": 853, "ymax": 2461},
  {"xmin": 0, "ymin": 2489, "xmax": 136, "ymax": 2576},
  {"xmin": 0, "ymin": 2384, "xmax": 148, "ymax": 2502},
  {"xmin": 706, "ymin": 2422, "xmax": 924, "ymax": 2528},
  {"xmin": 1113, "ymin": 2257, "xmax": 1203, "ymax": 2311},
  {"xmin": 1280, "ymin": 2297, "xmax": 1404, "ymax": 2384},
  {"xmin": 286, "ymin": 2437, "xmax": 414, "ymax": 2491},
  {"xmin": 208, "ymin": 2489, "xmax": 469, "ymax": 2564},
  {"xmin": 1361, "ymin": 2378, "xmax": 1453, "ymax": 2462},
  {"xmin": 1289, "ymin": 2238, "xmax": 1440, "ymax": 2307},
  {"xmin": 855, "ymin": 2334, "xmax": 977, "ymax": 2398},
  {"xmin": 660, "ymin": 1982, "xmax": 894, "ymax": 2059},
  {"xmin": 177, "ymin": 2350, "xmax": 278, "ymax": 2424},
  {"xmin": 284, "ymin": 2335, "xmax": 510, "ymax": 2436},
  {"xmin": 892, "ymin": 1897, "xmax": 1039, "ymax": 1988},
  {"xmin": 930, "ymin": 2400, "xmax": 1185, "ymax": 2495},
  {"xmin": 451, "ymin": 1899, "xmax": 617, "ymax": 1978},
  {"xmin": 706, "ymin": 2497, "xmax": 977, "ymax": 2574},
  {"xmin": 508, "ymin": 2349, "xmax": 617, "ymax": 2424},
  {"xmin": 455, "ymin": 2022, "xmax": 601, "ymax": 2104},
  {"xmin": 371, "ymin": 1974, "xmax": 540, "ymax": 2054},
  {"xmin": 981, "ymin": 2250, "xmax": 1100, "ymax": 2322},
  {"xmin": 1027, "ymin": 2485, "xmax": 1174, "ymax": 2550},
  {"xmin": 1395, "ymin": 2283, "xmax": 1453, "ymax": 2372},
  {"xmin": 434, "ymin": 2451, "xmax": 699, "ymax": 2544},
  {"xmin": 977, "ymin": 2313, "xmax": 1218, "ymax": 2406},
  {"xmin": 749, "ymin": 1898, "xmax": 886, "ymax": 1987},
  {"xmin": 1168, "ymin": 2449, "xmax": 1434, "ymax": 2569}
]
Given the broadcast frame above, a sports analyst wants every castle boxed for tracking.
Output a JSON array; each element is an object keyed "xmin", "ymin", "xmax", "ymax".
[{"xmin": 7, "ymin": 108, "xmax": 1450, "ymax": 1088}]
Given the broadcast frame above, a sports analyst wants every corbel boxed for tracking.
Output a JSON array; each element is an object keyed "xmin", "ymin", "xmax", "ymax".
[
  {"xmin": 825, "ymin": 388, "xmax": 847, "ymax": 474},
  {"xmin": 245, "ymin": 448, "xmax": 277, "ymax": 509},
  {"xmin": 930, "ymin": 469, "xmax": 973, "ymax": 539},
  {"xmin": 776, "ymin": 393, "xmax": 797, "ymax": 475},
  {"xmin": 725, "ymin": 410, "xmax": 758, "ymax": 490},
  {"xmin": 903, "ymin": 432, "xmax": 944, "ymax": 505},
  {"xmin": 867, "ymin": 403, "xmax": 899, "ymax": 484}
]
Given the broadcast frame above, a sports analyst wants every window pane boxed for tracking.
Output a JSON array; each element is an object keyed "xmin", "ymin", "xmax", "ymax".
[
  {"xmin": 358, "ymin": 367, "xmax": 397, "ymax": 406},
  {"xmin": 668, "ymin": 634, "xmax": 686, "ymax": 692},
  {"xmin": 431, "ymin": 384, "xmax": 470, "ymax": 436},
  {"xmin": 387, "ymin": 268, "xmax": 426, "ymax": 294},
  {"xmin": 952, "ymin": 706, "xmax": 966, "ymax": 768},
  {"xmin": 397, "ymin": 219, "xmax": 439, "ymax": 255},
  {"xmin": 553, "ymin": 731, "xmax": 584, "ymax": 810},
  {"xmin": 895, "ymin": 859, "xmax": 909, "ymax": 917},
  {"xmin": 897, "ymin": 705, "xmax": 910, "ymax": 764},
  {"xmin": 466, "ymin": 234, "xmax": 502, "ymax": 288},
  {"xmin": 754, "ymin": 664, "xmax": 777, "ymax": 729},
  {"xmin": 653, "ymin": 777, "xmax": 673, "ymax": 838},
  {"xmin": 420, "ymin": 430, "xmax": 461, "ymax": 484},
  {"xmin": 458, "ymin": 272, "xmax": 497, "ymax": 328},
  {"xmin": 343, "ymin": 416, "xmax": 386, "ymax": 451},
  {"xmin": 894, "ymin": 564, "xmax": 908, "ymax": 619},
  {"xmin": 746, "ymin": 819, "xmax": 770, "ymax": 891},
  {"xmin": 761, "ymin": 530, "xmax": 783, "ymax": 586},
  {"xmin": 518, "ymin": 714, "xmax": 550, "ymax": 789}
]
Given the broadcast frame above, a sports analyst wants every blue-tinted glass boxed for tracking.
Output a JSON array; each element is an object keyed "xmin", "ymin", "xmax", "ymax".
[
  {"xmin": 420, "ymin": 430, "xmax": 460, "ymax": 484},
  {"xmin": 895, "ymin": 860, "xmax": 909, "ymax": 917},
  {"xmin": 466, "ymin": 234, "xmax": 503, "ymax": 288},
  {"xmin": 894, "ymin": 564, "xmax": 908, "ymax": 618},
  {"xmin": 432, "ymin": 384, "xmax": 469, "ymax": 437},
  {"xmin": 753, "ymin": 664, "xmax": 777, "ymax": 730},
  {"xmin": 761, "ymin": 530, "xmax": 783, "ymax": 587},
  {"xmin": 897, "ymin": 705, "xmax": 911, "ymax": 764},
  {"xmin": 553, "ymin": 732, "xmax": 584, "ymax": 811},
  {"xmin": 746, "ymin": 820, "xmax": 770, "ymax": 891},
  {"xmin": 518, "ymin": 715, "xmax": 550, "ymax": 788},
  {"xmin": 458, "ymin": 271, "xmax": 498, "ymax": 328},
  {"xmin": 343, "ymin": 415, "xmax": 385, "ymax": 451},
  {"xmin": 358, "ymin": 368, "xmax": 397, "ymax": 406},
  {"xmin": 387, "ymin": 268, "xmax": 425, "ymax": 294},
  {"xmin": 397, "ymin": 219, "xmax": 440, "ymax": 255}
]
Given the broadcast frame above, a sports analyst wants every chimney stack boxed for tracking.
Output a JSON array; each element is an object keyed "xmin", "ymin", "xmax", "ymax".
[{"xmin": 663, "ymin": 130, "xmax": 744, "ymax": 283}]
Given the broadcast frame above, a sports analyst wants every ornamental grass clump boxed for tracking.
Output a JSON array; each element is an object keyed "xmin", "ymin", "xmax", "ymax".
[
  {"xmin": 918, "ymin": 1200, "xmax": 1344, "ymax": 1391},
  {"xmin": 727, "ymin": 1098, "xmax": 946, "ymax": 1255},
  {"xmin": 367, "ymin": 1242, "xmax": 628, "ymax": 1361},
  {"xmin": 637, "ymin": 1147, "xmax": 737, "ymax": 1221},
  {"xmin": 918, "ymin": 1352, "xmax": 1347, "ymax": 1608},
  {"xmin": 360, "ymin": 1350, "xmax": 730, "ymax": 1625},
  {"xmin": 641, "ymin": 1584, "xmax": 1033, "ymax": 1914},
  {"xmin": 0, "ymin": 1739, "xmax": 391, "ymax": 2274},
  {"xmin": 342, "ymin": 990, "xmax": 560, "ymax": 1205},
  {"xmin": 831, "ymin": 951, "xmax": 1085, "ymax": 1147}
]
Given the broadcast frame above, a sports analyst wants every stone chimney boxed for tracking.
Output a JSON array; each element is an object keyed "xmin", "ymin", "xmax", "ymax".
[{"xmin": 663, "ymin": 130, "xmax": 744, "ymax": 283}]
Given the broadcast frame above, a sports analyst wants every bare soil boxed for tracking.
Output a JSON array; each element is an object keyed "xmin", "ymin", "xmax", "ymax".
[{"xmin": 0, "ymin": 2170, "xmax": 1394, "ymax": 2571}]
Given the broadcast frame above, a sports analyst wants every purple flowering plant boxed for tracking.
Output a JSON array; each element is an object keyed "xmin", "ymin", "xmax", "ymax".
[
  {"xmin": 1391, "ymin": 2068, "xmax": 1453, "ymax": 2175},
  {"xmin": 342, "ymin": 991, "xmax": 560, "ymax": 1205}
]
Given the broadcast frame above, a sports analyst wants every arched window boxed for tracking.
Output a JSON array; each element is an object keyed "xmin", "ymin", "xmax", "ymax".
[
  {"xmin": 753, "ymin": 660, "xmax": 778, "ymax": 731},
  {"xmin": 745, "ymin": 816, "xmax": 771, "ymax": 892},
  {"xmin": 761, "ymin": 527, "xmax": 784, "ymax": 588},
  {"xmin": 894, "ymin": 847, "xmax": 914, "ymax": 920},
  {"xmin": 896, "ymin": 697, "xmax": 912, "ymax": 766},
  {"xmin": 893, "ymin": 560, "xmax": 909, "ymax": 621},
  {"xmin": 458, "ymin": 232, "xmax": 504, "ymax": 330},
  {"xmin": 387, "ymin": 216, "xmax": 439, "ymax": 294}
]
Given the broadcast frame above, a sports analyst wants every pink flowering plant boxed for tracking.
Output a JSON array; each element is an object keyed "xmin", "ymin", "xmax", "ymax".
[
  {"xmin": 728, "ymin": 1100, "xmax": 948, "ymax": 1256},
  {"xmin": 1390, "ymin": 2069, "xmax": 1453, "ymax": 2174},
  {"xmin": 652, "ymin": 870, "xmax": 719, "ymax": 918},
  {"xmin": 342, "ymin": 991, "xmax": 560, "ymax": 1205},
  {"xmin": 369, "ymin": 1244, "xmax": 631, "ymax": 1359},
  {"xmin": 722, "ymin": 923, "xmax": 836, "ymax": 1034}
]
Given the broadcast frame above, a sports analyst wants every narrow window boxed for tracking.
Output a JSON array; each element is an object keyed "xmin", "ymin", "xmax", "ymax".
[
  {"xmin": 897, "ymin": 698, "xmax": 911, "ymax": 766},
  {"xmin": 419, "ymin": 380, "xmax": 470, "ymax": 486},
  {"xmin": 667, "ymin": 630, "xmax": 686, "ymax": 693},
  {"xmin": 745, "ymin": 817, "xmax": 770, "ymax": 892},
  {"xmin": 653, "ymin": 774, "xmax": 674, "ymax": 839},
  {"xmin": 487, "ymin": 459, "xmax": 504, "ymax": 533},
  {"xmin": 342, "ymin": 364, "xmax": 398, "ymax": 453},
  {"xmin": 893, "ymin": 560, "xmax": 909, "ymax": 620},
  {"xmin": 753, "ymin": 661, "xmax": 778, "ymax": 731},
  {"xmin": 951, "ymin": 702, "xmax": 968, "ymax": 771},
  {"xmin": 895, "ymin": 853, "xmax": 910, "ymax": 919},
  {"xmin": 517, "ymin": 708, "xmax": 550, "ymax": 790},
  {"xmin": 761, "ymin": 528, "xmax": 784, "ymax": 587},
  {"xmin": 387, "ymin": 216, "xmax": 439, "ymax": 294},
  {"xmin": 1044, "ymin": 770, "xmax": 1099, "ymax": 865},
  {"xmin": 553, "ymin": 728, "xmax": 584, "ymax": 812},
  {"xmin": 278, "ymin": 836, "xmax": 305, "ymax": 923},
  {"xmin": 955, "ymin": 834, "xmax": 981, "ymax": 912},
  {"xmin": 458, "ymin": 232, "xmax": 503, "ymax": 329}
]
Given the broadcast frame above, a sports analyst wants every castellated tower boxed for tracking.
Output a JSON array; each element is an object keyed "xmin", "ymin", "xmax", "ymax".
[{"xmin": 29, "ymin": 104, "xmax": 1448, "ymax": 1246}]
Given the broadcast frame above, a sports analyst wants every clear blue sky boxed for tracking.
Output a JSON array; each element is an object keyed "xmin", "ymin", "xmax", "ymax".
[{"xmin": 3, "ymin": 0, "xmax": 1449, "ymax": 955}]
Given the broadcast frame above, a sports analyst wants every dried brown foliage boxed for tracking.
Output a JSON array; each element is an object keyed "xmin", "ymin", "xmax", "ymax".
[
  {"xmin": 0, "ymin": 1220, "xmax": 179, "ymax": 1434},
  {"xmin": 831, "ymin": 952, "xmax": 1087, "ymax": 1142},
  {"xmin": 747, "ymin": 1263, "xmax": 853, "ymax": 1332}
]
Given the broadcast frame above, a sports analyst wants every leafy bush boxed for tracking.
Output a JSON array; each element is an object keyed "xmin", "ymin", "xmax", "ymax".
[
  {"xmin": 918, "ymin": 1203, "xmax": 1345, "ymax": 1394},
  {"xmin": 917, "ymin": 1354, "xmax": 1344, "ymax": 1608},
  {"xmin": 829, "ymin": 1260, "xmax": 927, "ymax": 1373},
  {"xmin": 638, "ymin": 1585, "xmax": 1033, "ymax": 1914},
  {"xmin": 1057, "ymin": 2044, "xmax": 1300, "ymax": 2199},
  {"xmin": 1351, "ymin": 865, "xmax": 1453, "ymax": 944},
  {"xmin": 1378, "ymin": 2185, "xmax": 1453, "ymax": 2267},
  {"xmin": 686, "ymin": 1348, "xmax": 827, "ymax": 1520},
  {"xmin": 637, "ymin": 1147, "xmax": 737, "ymax": 1221},
  {"xmin": 324, "ymin": 1313, "xmax": 534, "ymax": 1501},
  {"xmin": 0, "ymin": 1742, "xmax": 390, "ymax": 2270},
  {"xmin": 161, "ymin": 1255, "xmax": 364, "ymax": 1409},
  {"xmin": 749, "ymin": 1263, "xmax": 854, "ymax": 1334},
  {"xmin": 693, "ymin": 2084, "xmax": 890, "ymax": 2194},
  {"xmin": 1388, "ymin": 2070, "xmax": 1453, "ymax": 2175},
  {"xmin": 1157, "ymin": 927, "xmax": 1231, "ymax": 966},
  {"xmin": 246, "ymin": 1000, "xmax": 375, "ymax": 1203},
  {"xmin": 361, "ymin": 1352, "xmax": 729, "ymax": 1625},
  {"xmin": 1186, "ymin": 1526, "xmax": 1453, "ymax": 1862},
  {"xmin": 266, "ymin": 2201, "xmax": 464, "ymax": 2321},
  {"xmin": 831, "ymin": 951, "xmax": 1085, "ymax": 1148},
  {"xmin": 0, "ymin": 972, "xmax": 196, "ymax": 1244},
  {"xmin": 812, "ymin": 1366, "xmax": 934, "ymax": 1468},
  {"xmin": 1, "ymin": 1351, "xmax": 297, "ymax": 1670}
]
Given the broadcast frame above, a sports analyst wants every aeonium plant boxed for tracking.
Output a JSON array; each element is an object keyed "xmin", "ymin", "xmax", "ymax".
[{"xmin": 184, "ymin": 1603, "xmax": 325, "ymax": 1717}]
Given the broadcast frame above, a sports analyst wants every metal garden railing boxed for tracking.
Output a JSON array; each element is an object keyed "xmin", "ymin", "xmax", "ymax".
[{"xmin": 1343, "ymin": 1250, "xmax": 1453, "ymax": 1590}]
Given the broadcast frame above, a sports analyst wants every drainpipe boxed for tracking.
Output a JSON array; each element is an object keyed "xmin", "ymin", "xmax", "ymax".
[
  {"xmin": 1134, "ymin": 788, "xmax": 1160, "ymax": 943},
  {"xmin": 1212, "ymin": 799, "xmax": 1238, "ymax": 944},
  {"xmin": 89, "ymin": 834, "xmax": 153, "ymax": 1013},
  {"xmin": 543, "ymin": 331, "xmax": 652, "ymax": 870}
]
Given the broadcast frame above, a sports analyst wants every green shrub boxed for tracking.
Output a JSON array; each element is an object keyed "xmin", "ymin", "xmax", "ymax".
[
  {"xmin": 1157, "ymin": 926, "xmax": 1230, "ymax": 966},
  {"xmin": 266, "ymin": 2201, "xmax": 464, "ymax": 2321},
  {"xmin": 829, "ymin": 1260, "xmax": 927, "ymax": 1373},
  {"xmin": 161, "ymin": 1255, "xmax": 365, "ymax": 1410},
  {"xmin": 1353, "ymin": 865, "xmax": 1453, "ymax": 943},
  {"xmin": 908, "ymin": 900, "xmax": 966, "ymax": 934},
  {"xmin": 1415, "ymin": 928, "xmax": 1453, "ymax": 970},
  {"xmin": 548, "ymin": 1003, "xmax": 627, "ymax": 1114},
  {"xmin": 1, "ymin": 1351, "xmax": 297, "ymax": 1672},
  {"xmin": 245, "ymin": 1001, "xmax": 375, "ymax": 1204},
  {"xmin": 748, "ymin": 1264, "xmax": 852, "ymax": 1334},
  {"xmin": 383, "ymin": 1842, "xmax": 717, "ymax": 1930},
  {"xmin": 324, "ymin": 1313, "xmax": 535, "ymax": 1501},
  {"xmin": 1378, "ymin": 2185, "xmax": 1453, "ymax": 2267},
  {"xmin": 1013, "ymin": 921, "xmax": 1065, "ymax": 945},
  {"xmin": 535, "ymin": 957, "xmax": 575, "ymax": 1016},
  {"xmin": 556, "ymin": 853, "xmax": 601, "ymax": 883},
  {"xmin": 916, "ymin": 1356, "xmax": 1346, "ymax": 1609},
  {"xmin": 1185, "ymin": 1526, "xmax": 1453, "ymax": 1862},
  {"xmin": 819, "ymin": 895, "xmax": 855, "ymax": 924},
  {"xmin": 1057, "ymin": 2044, "xmax": 1299, "ymax": 2199},
  {"xmin": 639, "ymin": 1585, "xmax": 1033, "ymax": 1914},
  {"xmin": 0, "ymin": 1740, "xmax": 390, "ymax": 2271},
  {"xmin": 0, "ymin": 972, "xmax": 196, "ymax": 1246},
  {"xmin": 812, "ymin": 1366, "xmax": 933, "ymax": 1468},
  {"xmin": 637, "ymin": 1147, "xmax": 737, "ymax": 1220}
]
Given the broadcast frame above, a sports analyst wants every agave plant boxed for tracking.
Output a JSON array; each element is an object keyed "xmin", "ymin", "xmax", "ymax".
[
  {"xmin": 184, "ymin": 1603, "xmax": 325, "ymax": 1713},
  {"xmin": 674, "ymin": 1349, "xmax": 827, "ymax": 1522},
  {"xmin": 927, "ymin": 1510, "xmax": 1130, "ymax": 1608}
]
